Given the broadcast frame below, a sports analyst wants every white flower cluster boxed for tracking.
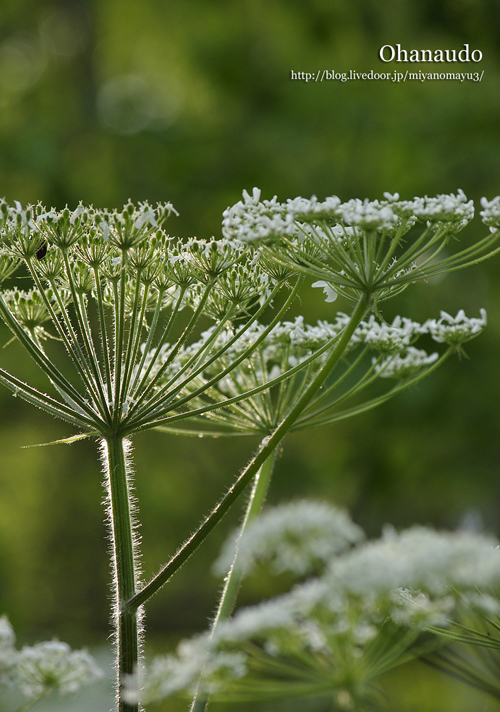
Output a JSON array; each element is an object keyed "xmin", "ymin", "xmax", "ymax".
[
  {"xmin": 401, "ymin": 189, "xmax": 474, "ymax": 229},
  {"xmin": 136, "ymin": 306, "xmax": 487, "ymax": 437},
  {"xmin": 336, "ymin": 197, "xmax": 399, "ymax": 231},
  {"xmin": 141, "ymin": 315, "xmax": 341, "ymax": 391},
  {"xmin": 136, "ymin": 502, "xmax": 500, "ymax": 706},
  {"xmin": 221, "ymin": 187, "xmax": 296, "ymax": 243},
  {"xmin": 211, "ymin": 524, "xmax": 500, "ymax": 651},
  {"xmin": 0, "ymin": 616, "xmax": 16, "ymax": 686},
  {"xmin": 124, "ymin": 635, "xmax": 246, "ymax": 704},
  {"xmin": 214, "ymin": 500, "xmax": 364, "ymax": 577},
  {"xmin": 169, "ymin": 311, "xmax": 428, "ymax": 379},
  {"xmin": 95, "ymin": 200, "xmax": 178, "ymax": 245},
  {"xmin": 480, "ymin": 196, "xmax": 500, "ymax": 231},
  {"xmin": 329, "ymin": 525, "xmax": 500, "ymax": 599},
  {"xmin": 15, "ymin": 641, "xmax": 103, "ymax": 698},
  {"xmin": 424, "ymin": 309, "xmax": 487, "ymax": 345},
  {"xmin": 286, "ymin": 194, "xmax": 341, "ymax": 222},
  {"xmin": 181, "ymin": 236, "xmax": 246, "ymax": 279},
  {"xmin": 369, "ymin": 309, "xmax": 488, "ymax": 379},
  {"xmin": 355, "ymin": 314, "xmax": 427, "ymax": 353},
  {"xmin": 222, "ymin": 188, "xmax": 478, "ymax": 245},
  {"xmin": 0, "ymin": 616, "xmax": 102, "ymax": 701},
  {"xmin": 375, "ymin": 347, "xmax": 439, "ymax": 379}
]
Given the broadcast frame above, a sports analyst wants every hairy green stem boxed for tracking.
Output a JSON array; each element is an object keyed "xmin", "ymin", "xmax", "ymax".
[
  {"xmin": 191, "ymin": 451, "xmax": 277, "ymax": 712},
  {"xmin": 218, "ymin": 451, "xmax": 276, "ymax": 621},
  {"xmin": 15, "ymin": 692, "xmax": 47, "ymax": 712},
  {"xmin": 104, "ymin": 435, "xmax": 142, "ymax": 712}
]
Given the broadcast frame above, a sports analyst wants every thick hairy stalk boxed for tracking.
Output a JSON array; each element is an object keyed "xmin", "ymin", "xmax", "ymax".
[
  {"xmin": 103, "ymin": 436, "xmax": 142, "ymax": 712},
  {"xmin": 191, "ymin": 452, "xmax": 277, "ymax": 712}
]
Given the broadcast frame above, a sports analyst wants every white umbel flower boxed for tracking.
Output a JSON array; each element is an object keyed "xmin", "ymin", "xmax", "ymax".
[
  {"xmin": 355, "ymin": 314, "xmax": 426, "ymax": 353},
  {"xmin": 336, "ymin": 198, "xmax": 398, "ymax": 231},
  {"xmin": 214, "ymin": 500, "xmax": 364, "ymax": 577},
  {"xmin": 0, "ymin": 616, "xmax": 16, "ymax": 686},
  {"xmin": 375, "ymin": 347, "xmax": 439, "ymax": 379},
  {"xmin": 480, "ymin": 196, "xmax": 500, "ymax": 231},
  {"xmin": 15, "ymin": 640, "xmax": 103, "ymax": 698},
  {"xmin": 328, "ymin": 526, "xmax": 500, "ymax": 598},
  {"xmin": 406, "ymin": 189, "xmax": 474, "ymax": 229},
  {"xmin": 425, "ymin": 309, "xmax": 487, "ymax": 345},
  {"xmin": 222, "ymin": 189, "xmax": 295, "ymax": 243}
]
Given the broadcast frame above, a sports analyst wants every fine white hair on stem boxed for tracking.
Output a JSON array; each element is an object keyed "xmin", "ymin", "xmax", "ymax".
[{"xmin": 99, "ymin": 437, "xmax": 145, "ymax": 706}]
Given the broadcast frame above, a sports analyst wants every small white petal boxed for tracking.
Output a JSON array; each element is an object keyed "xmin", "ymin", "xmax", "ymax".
[{"xmin": 312, "ymin": 281, "xmax": 337, "ymax": 303}]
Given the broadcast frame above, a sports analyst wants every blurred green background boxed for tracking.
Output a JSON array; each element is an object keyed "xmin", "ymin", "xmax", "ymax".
[{"xmin": 1, "ymin": 0, "xmax": 500, "ymax": 710}]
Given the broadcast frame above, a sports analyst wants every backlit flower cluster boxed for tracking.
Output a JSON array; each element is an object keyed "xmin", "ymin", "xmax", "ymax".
[
  {"xmin": 149, "ymin": 307, "xmax": 486, "ymax": 436},
  {"xmin": 0, "ymin": 616, "xmax": 102, "ymax": 701},
  {"xmin": 0, "ymin": 195, "xmax": 495, "ymax": 441},
  {"xmin": 0, "ymin": 200, "xmax": 292, "ymax": 437},
  {"xmin": 425, "ymin": 308, "xmax": 487, "ymax": 345},
  {"xmin": 134, "ymin": 502, "xmax": 500, "ymax": 708},
  {"xmin": 480, "ymin": 196, "xmax": 500, "ymax": 231},
  {"xmin": 223, "ymin": 189, "xmax": 497, "ymax": 304}
]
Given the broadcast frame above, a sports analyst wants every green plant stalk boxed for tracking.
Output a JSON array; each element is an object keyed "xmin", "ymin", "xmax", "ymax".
[
  {"xmin": 15, "ymin": 692, "xmax": 47, "ymax": 712},
  {"xmin": 127, "ymin": 293, "xmax": 370, "ymax": 610},
  {"xmin": 191, "ymin": 451, "xmax": 277, "ymax": 712},
  {"xmin": 216, "ymin": 451, "xmax": 277, "ymax": 622},
  {"xmin": 105, "ymin": 435, "xmax": 141, "ymax": 712}
]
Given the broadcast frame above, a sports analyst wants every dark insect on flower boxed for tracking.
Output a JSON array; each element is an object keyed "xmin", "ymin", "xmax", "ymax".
[{"xmin": 36, "ymin": 241, "xmax": 47, "ymax": 260}]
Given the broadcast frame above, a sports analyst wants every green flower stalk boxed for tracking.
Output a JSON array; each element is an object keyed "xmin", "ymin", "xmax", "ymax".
[
  {"xmin": 179, "ymin": 307, "xmax": 486, "ymax": 711},
  {"xmin": 0, "ymin": 198, "xmax": 298, "ymax": 711},
  {"xmin": 0, "ymin": 190, "xmax": 498, "ymax": 711},
  {"xmin": 153, "ymin": 187, "xmax": 496, "ymax": 711}
]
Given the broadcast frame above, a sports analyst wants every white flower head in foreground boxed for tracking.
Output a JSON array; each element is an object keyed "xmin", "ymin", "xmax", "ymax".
[
  {"xmin": 0, "ymin": 616, "xmax": 16, "ymax": 686},
  {"xmin": 0, "ymin": 616, "xmax": 15, "ymax": 651},
  {"xmin": 0, "ymin": 616, "xmax": 103, "ymax": 702},
  {"xmin": 14, "ymin": 640, "xmax": 103, "ymax": 699},
  {"xmin": 124, "ymin": 636, "xmax": 246, "ymax": 704},
  {"xmin": 138, "ymin": 505, "xmax": 500, "ymax": 707},
  {"xmin": 328, "ymin": 526, "xmax": 500, "ymax": 600},
  {"xmin": 214, "ymin": 500, "xmax": 364, "ymax": 577}
]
